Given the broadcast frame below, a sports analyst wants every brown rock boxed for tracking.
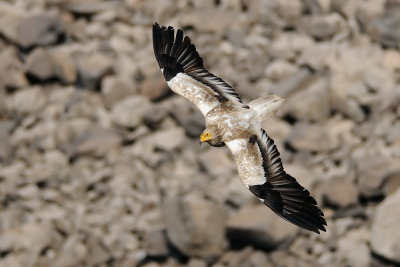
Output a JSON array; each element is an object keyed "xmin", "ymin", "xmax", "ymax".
[
  {"xmin": 86, "ymin": 234, "xmax": 112, "ymax": 266},
  {"xmin": 227, "ymin": 205, "xmax": 298, "ymax": 250},
  {"xmin": 143, "ymin": 229, "xmax": 169, "ymax": 257},
  {"xmin": 78, "ymin": 53, "xmax": 113, "ymax": 90},
  {"xmin": 25, "ymin": 48, "xmax": 56, "ymax": 80},
  {"xmin": 355, "ymin": 152, "xmax": 397, "ymax": 197},
  {"xmin": 0, "ymin": 3, "xmax": 24, "ymax": 43},
  {"xmin": 0, "ymin": 121, "xmax": 13, "ymax": 162},
  {"xmin": 12, "ymin": 87, "xmax": 47, "ymax": 115},
  {"xmin": 101, "ymin": 76, "xmax": 137, "ymax": 108},
  {"xmin": 371, "ymin": 189, "xmax": 400, "ymax": 263},
  {"xmin": 281, "ymin": 75, "xmax": 330, "ymax": 122},
  {"xmin": 65, "ymin": 0, "xmax": 119, "ymax": 15},
  {"xmin": 52, "ymin": 50, "xmax": 78, "ymax": 84},
  {"xmin": 111, "ymin": 95, "xmax": 151, "ymax": 128},
  {"xmin": 18, "ymin": 12, "xmax": 64, "ymax": 49},
  {"xmin": 145, "ymin": 127, "xmax": 186, "ymax": 152},
  {"xmin": 69, "ymin": 126, "xmax": 121, "ymax": 158},
  {"xmin": 140, "ymin": 69, "xmax": 169, "ymax": 101},
  {"xmin": 199, "ymin": 148, "xmax": 236, "ymax": 177},
  {"xmin": 318, "ymin": 177, "xmax": 359, "ymax": 208},
  {"xmin": 162, "ymin": 194, "xmax": 227, "ymax": 258},
  {"xmin": 287, "ymin": 122, "xmax": 339, "ymax": 152},
  {"xmin": 383, "ymin": 171, "xmax": 400, "ymax": 196},
  {"xmin": 302, "ymin": 14, "xmax": 344, "ymax": 40},
  {"xmin": 370, "ymin": 7, "xmax": 400, "ymax": 48},
  {"xmin": 0, "ymin": 47, "xmax": 28, "ymax": 89}
]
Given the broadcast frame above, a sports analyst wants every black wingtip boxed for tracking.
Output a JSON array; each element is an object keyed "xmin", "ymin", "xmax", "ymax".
[
  {"xmin": 152, "ymin": 22, "xmax": 204, "ymax": 82},
  {"xmin": 250, "ymin": 129, "xmax": 327, "ymax": 234}
]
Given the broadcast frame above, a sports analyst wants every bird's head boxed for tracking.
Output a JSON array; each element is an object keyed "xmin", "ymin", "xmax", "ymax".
[{"xmin": 200, "ymin": 128, "xmax": 224, "ymax": 147}]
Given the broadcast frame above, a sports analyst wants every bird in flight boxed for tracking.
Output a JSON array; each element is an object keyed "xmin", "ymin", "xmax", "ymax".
[{"xmin": 152, "ymin": 23, "xmax": 326, "ymax": 233}]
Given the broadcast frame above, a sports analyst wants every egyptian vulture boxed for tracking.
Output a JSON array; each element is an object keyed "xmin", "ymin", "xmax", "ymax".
[{"xmin": 152, "ymin": 23, "xmax": 326, "ymax": 233}]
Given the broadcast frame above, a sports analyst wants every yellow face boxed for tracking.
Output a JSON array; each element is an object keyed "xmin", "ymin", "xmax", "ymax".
[{"xmin": 200, "ymin": 132, "xmax": 212, "ymax": 142}]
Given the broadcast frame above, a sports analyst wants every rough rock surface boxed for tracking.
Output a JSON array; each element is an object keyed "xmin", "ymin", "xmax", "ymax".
[
  {"xmin": 371, "ymin": 189, "xmax": 400, "ymax": 264},
  {"xmin": 0, "ymin": 0, "xmax": 399, "ymax": 266}
]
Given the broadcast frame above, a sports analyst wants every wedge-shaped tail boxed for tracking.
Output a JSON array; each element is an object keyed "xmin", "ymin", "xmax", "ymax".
[{"xmin": 248, "ymin": 95, "xmax": 285, "ymax": 122}]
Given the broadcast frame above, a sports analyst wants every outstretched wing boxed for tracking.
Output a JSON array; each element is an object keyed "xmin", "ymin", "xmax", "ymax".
[
  {"xmin": 226, "ymin": 129, "xmax": 326, "ymax": 234},
  {"xmin": 152, "ymin": 23, "xmax": 243, "ymax": 116}
]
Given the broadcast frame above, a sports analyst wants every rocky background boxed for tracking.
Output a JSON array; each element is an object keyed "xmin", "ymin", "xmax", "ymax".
[{"xmin": 0, "ymin": 0, "xmax": 399, "ymax": 266}]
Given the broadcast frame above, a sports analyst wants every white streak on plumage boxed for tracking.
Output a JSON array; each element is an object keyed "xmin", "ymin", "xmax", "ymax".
[{"xmin": 167, "ymin": 73, "xmax": 219, "ymax": 116}]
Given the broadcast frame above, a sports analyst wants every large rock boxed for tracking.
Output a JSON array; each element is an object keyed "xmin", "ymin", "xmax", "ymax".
[
  {"xmin": 0, "ymin": 121, "xmax": 13, "ymax": 162},
  {"xmin": 318, "ymin": 177, "xmax": 359, "ymax": 208},
  {"xmin": 12, "ymin": 87, "xmax": 47, "ymax": 115},
  {"xmin": 162, "ymin": 194, "xmax": 227, "ymax": 258},
  {"xmin": 337, "ymin": 228, "xmax": 370, "ymax": 267},
  {"xmin": 280, "ymin": 75, "xmax": 330, "ymax": 122},
  {"xmin": 68, "ymin": 126, "xmax": 121, "ymax": 158},
  {"xmin": 111, "ymin": 95, "xmax": 152, "ymax": 128},
  {"xmin": 199, "ymin": 148, "xmax": 236, "ymax": 177},
  {"xmin": 101, "ymin": 76, "xmax": 138, "ymax": 108},
  {"xmin": 77, "ymin": 53, "xmax": 113, "ymax": 90},
  {"xmin": 287, "ymin": 122, "xmax": 339, "ymax": 152},
  {"xmin": 52, "ymin": 50, "xmax": 78, "ymax": 84},
  {"xmin": 370, "ymin": 6, "xmax": 400, "ymax": 48},
  {"xmin": 0, "ymin": 47, "xmax": 28, "ymax": 89},
  {"xmin": 18, "ymin": 12, "xmax": 64, "ymax": 49},
  {"xmin": 227, "ymin": 205, "xmax": 298, "ymax": 250},
  {"xmin": 25, "ymin": 48, "xmax": 56, "ymax": 81},
  {"xmin": 371, "ymin": 189, "xmax": 400, "ymax": 264},
  {"xmin": 145, "ymin": 127, "xmax": 186, "ymax": 152},
  {"xmin": 355, "ymin": 150, "xmax": 398, "ymax": 198},
  {"xmin": 0, "ymin": 2, "xmax": 24, "ymax": 43}
]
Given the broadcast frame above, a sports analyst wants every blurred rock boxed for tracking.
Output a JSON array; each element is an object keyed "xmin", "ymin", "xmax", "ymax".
[
  {"xmin": 355, "ymin": 152, "xmax": 395, "ymax": 198},
  {"xmin": 53, "ymin": 235, "xmax": 88, "ymax": 267},
  {"xmin": 0, "ymin": 121, "xmax": 13, "ymax": 162},
  {"xmin": 370, "ymin": 7, "xmax": 400, "ymax": 48},
  {"xmin": 86, "ymin": 234, "xmax": 112, "ymax": 266},
  {"xmin": 187, "ymin": 258, "xmax": 208, "ymax": 267},
  {"xmin": 52, "ymin": 50, "xmax": 78, "ymax": 84},
  {"xmin": 318, "ymin": 177, "xmax": 359, "ymax": 208},
  {"xmin": 0, "ymin": 221, "xmax": 58, "ymax": 256},
  {"xmin": 265, "ymin": 59, "xmax": 297, "ymax": 82},
  {"xmin": 0, "ymin": 3, "xmax": 24, "ymax": 43},
  {"xmin": 140, "ymin": 69, "xmax": 169, "ymax": 101},
  {"xmin": 64, "ymin": 0, "xmax": 119, "ymax": 15},
  {"xmin": 18, "ymin": 12, "xmax": 64, "ymax": 49},
  {"xmin": 25, "ymin": 48, "xmax": 56, "ymax": 81},
  {"xmin": 199, "ymin": 148, "xmax": 236, "ymax": 177},
  {"xmin": 145, "ymin": 127, "xmax": 185, "ymax": 152},
  {"xmin": 179, "ymin": 9, "xmax": 240, "ymax": 36},
  {"xmin": 219, "ymin": 247, "xmax": 273, "ymax": 267},
  {"xmin": 102, "ymin": 76, "xmax": 137, "ymax": 108},
  {"xmin": 69, "ymin": 126, "xmax": 120, "ymax": 158},
  {"xmin": 111, "ymin": 95, "xmax": 151, "ymax": 128},
  {"xmin": 270, "ymin": 66, "xmax": 315, "ymax": 97},
  {"xmin": 281, "ymin": 75, "xmax": 330, "ymax": 122},
  {"xmin": 143, "ymin": 229, "xmax": 169, "ymax": 257},
  {"xmin": 78, "ymin": 53, "xmax": 113, "ymax": 90},
  {"xmin": 0, "ymin": 47, "xmax": 28, "ymax": 89},
  {"xmin": 371, "ymin": 189, "xmax": 400, "ymax": 263},
  {"xmin": 287, "ymin": 122, "xmax": 339, "ymax": 152},
  {"xmin": 383, "ymin": 172, "xmax": 400, "ymax": 196},
  {"xmin": 386, "ymin": 120, "xmax": 400, "ymax": 144},
  {"xmin": 337, "ymin": 228, "xmax": 370, "ymax": 267},
  {"xmin": 302, "ymin": 14, "xmax": 344, "ymax": 40},
  {"xmin": 12, "ymin": 87, "xmax": 47, "ymax": 115},
  {"xmin": 227, "ymin": 205, "xmax": 298, "ymax": 250},
  {"xmin": 162, "ymin": 194, "xmax": 227, "ymax": 258}
]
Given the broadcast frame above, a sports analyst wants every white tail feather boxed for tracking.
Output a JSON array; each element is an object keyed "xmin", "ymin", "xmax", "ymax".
[{"xmin": 248, "ymin": 95, "xmax": 285, "ymax": 121}]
